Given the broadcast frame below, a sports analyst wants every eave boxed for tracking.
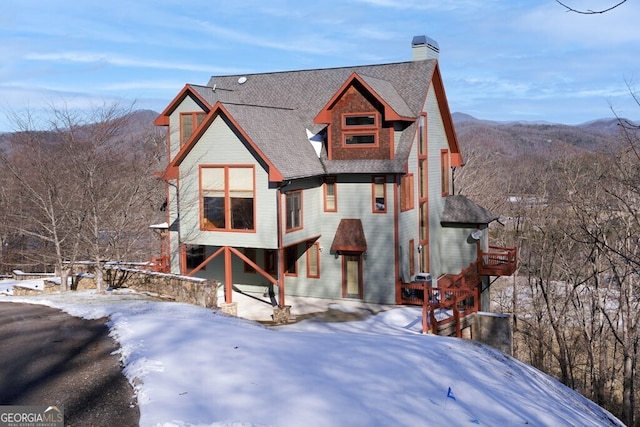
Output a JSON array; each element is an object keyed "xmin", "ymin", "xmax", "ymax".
[
  {"xmin": 430, "ymin": 64, "xmax": 463, "ymax": 167},
  {"xmin": 166, "ymin": 102, "xmax": 284, "ymax": 182},
  {"xmin": 153, "ymin": 84, "xmax": 211, "ymax": 127},
  {"xmin": 313, "ymin": 72, "xmax": 415, "ymax": 125}
]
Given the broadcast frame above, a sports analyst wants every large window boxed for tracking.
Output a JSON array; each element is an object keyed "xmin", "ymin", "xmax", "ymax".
[
  {"xmin": 324, "ymin": 177, "xmax": 337, "ymax": 212},
  {"xmin": 285, "ymin": 190, "xmax": 302, "ymax": 231},
  {"xmin": 180, "ymin": 112, "xmax": 206, "ymax": 146},
  {"xmin": 201, "ymin": 166, "xmax": 255, "ymax": 231},
  {"xmin": 372, "ymin": 176, "xmax": 386, "ymax": 213},
  {"xmin": 342, "ymin": 112, "xmax": 378, "ymax": 147}
]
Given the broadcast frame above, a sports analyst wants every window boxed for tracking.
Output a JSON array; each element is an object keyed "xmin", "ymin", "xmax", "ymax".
[
  {"xmin": 409, "ymin": 240, "xmax": 415, "ymax": 277},
  {"xmin": 344, "ymin": 114, "xmax": 376, "ymax": 127},
  {"xmin": 307, "ymin": 243, "xmax": 320, "ymax": 278},
  {"xmin": 264, "ymin": 249, "xmax": 277, "ymax": 275},
  {"xmin": 401, "ymin": 174, "xmax": 415, "ymax": 211},
  {"xmin": 372, "ymin": 176, "xmax": 386, "ymax": 213},
  {"xmin": 342, "ymin": 112, "xmax": 378, "ymax": 147},
  {"xmin": 441, "ymin": 149, "xmax": 450, "ymax": 196},
  {"xmin": 244, "ymin": 248, "xmax": 256, "ymax": 273},
  {"xmin": 344, "ymin": 133, "xmax": 376, "ymax": 145},
  {"xmin": 418, "ymin": 114, "xmax": 427, "ymax": 156},
  {"xmin": 201, "ymin": 166, "xmax": 254, "ymax": 231},
  {"xmin": 185, "ymin": 245, "xmax": 206, "ymax": 270},
  {"xmin": 180, "ymin": 112, "xmax": 206, "ymax": 146},
  {"xmin": 324, "ymin": 177, "xmax": 337, "ymax": 212},
  {"xmin": 418, "ymin": 159, "xmax": 428, "ymax": 199},
  {"xmin": 285, "ymin": 245, "xmax": 298, "ymax": 276},
  {"xmin": 419, "ymin": 202, "xmax": 428, "ymax": 242},
  {"xmin": 285, "ymin": 191, "xmax": 302, "ymax": 231}
]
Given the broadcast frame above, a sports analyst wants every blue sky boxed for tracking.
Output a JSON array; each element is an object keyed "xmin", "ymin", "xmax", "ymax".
[{"xmin": 1, "ymin": 0, "xmax": 639, "ymax": 131}]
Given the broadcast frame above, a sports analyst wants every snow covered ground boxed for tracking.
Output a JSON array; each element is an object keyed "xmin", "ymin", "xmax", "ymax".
[{"xmin": 0, "ymin": 279, "xmax": 624, "ymax": 426}]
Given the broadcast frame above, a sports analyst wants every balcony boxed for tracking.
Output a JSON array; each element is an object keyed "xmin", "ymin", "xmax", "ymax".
[{"xmin": 478, "ymin": 246, "xmax": 517, "ymax": 276}]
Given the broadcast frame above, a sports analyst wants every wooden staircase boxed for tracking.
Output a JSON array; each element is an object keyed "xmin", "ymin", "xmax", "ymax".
[{"xmin": 398, "ymin": 245, "xmax": 517, "ymax": 337}]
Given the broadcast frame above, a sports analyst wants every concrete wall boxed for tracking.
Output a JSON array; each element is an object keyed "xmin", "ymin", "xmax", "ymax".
[{"xmin": 470, "ymin": 311, "xmax": 513, "ymax": 355}]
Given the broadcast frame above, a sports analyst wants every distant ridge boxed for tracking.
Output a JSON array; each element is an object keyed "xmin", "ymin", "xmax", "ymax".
[{"xmin": 452, "ymin": 112, "xmax": 637, "ymax": 134}]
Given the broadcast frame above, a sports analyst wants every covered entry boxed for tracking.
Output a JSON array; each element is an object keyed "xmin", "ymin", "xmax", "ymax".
[{"xmin": 331, "ymin": 219, "xmax": 367, "ymax": 299}]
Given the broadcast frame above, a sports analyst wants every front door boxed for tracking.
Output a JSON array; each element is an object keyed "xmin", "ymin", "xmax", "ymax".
[{"xmin": 342, "ymin": 253, "xmax": 363, "ymax": 299}]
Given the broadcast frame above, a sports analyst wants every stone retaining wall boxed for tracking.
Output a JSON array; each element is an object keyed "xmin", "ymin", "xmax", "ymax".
[
  {"xmin": 112, "ymin": 268, "xmax": 218, "ymax": 309},
  {"xmin": 11, "ymin": 268, "xmax": 218, "ymax": 310},
  {"xmin": 12, "ymin": 270, "xmax": 55, "ymax": 281}
]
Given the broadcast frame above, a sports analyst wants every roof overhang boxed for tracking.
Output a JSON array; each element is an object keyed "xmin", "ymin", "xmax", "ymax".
[
  {"xmin": 314, "ymin": 73, "xmax": 415, "ymax": 125},
  {"xmin": 331, "ymin": 219, "xmax": 367, "ymax": 252}
]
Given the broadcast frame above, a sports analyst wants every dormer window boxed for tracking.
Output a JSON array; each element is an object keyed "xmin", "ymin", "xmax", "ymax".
[
  {"xmin": 344, "ymin": 114, "xmax": 376, "ymax": 127},
  {"xmin": 181, "ymin": 112, "xmax": 206, "ymax": 146},
  {"xmin": 342, "ymin": 112, "xmax": 378, "ymax": 147}
]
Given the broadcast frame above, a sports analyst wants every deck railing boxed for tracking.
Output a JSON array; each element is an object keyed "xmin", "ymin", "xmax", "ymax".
[
  {"xmin": 478, "ymin": 246, "xmax": 517, "ymax": 276},
  {"xmin": 397, "ymin": 245, "xmax": 517, "ymax": 336}
]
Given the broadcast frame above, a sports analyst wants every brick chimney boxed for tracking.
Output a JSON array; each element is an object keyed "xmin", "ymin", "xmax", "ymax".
[{"xmin": 412, "ymin": 35, "xmax": 439, "ymax": 61}]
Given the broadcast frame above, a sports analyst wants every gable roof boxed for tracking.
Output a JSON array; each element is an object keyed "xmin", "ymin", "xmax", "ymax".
[{"xmin": 157, "ymin": 59, "xmax": 463, "ymax": 180}]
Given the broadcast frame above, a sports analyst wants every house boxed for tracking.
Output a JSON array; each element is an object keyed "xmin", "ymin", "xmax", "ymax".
[{"xmin": 153, "ymin": 35, "xmax": 516, "ymax": 334}]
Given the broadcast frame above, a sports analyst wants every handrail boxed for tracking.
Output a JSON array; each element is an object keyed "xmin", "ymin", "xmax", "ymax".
[{"xmin": 479, "ymin": 246, "xmax": 517, "ymax": 276}]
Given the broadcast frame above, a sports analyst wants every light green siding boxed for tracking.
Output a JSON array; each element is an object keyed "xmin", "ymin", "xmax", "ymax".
[
  {"xmin": 168, "ymin": 96, "xmax": 205, "ymax": 160},
  {"xmin": 178, "ymin": 115, "xmax": 278, "ymax": 249}
]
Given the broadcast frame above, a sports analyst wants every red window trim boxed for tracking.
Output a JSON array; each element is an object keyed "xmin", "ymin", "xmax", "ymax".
[
  {"xmin": 417, "ymin": 112, "xmax": 427, "ymax": 158},
  {"xmin": 180, "ymin": 111, "xmax": 206, "ymax": 146},
  {"xmin": 284, "ymin": 245, "xmax": 298, "ymax": 277},
  {"xmin": 372, "ymin": 175, "xmax": 387, "ymax": 213},
  {"xmin": 342, "ymin": 131, "xmax": 379, "ymax": 148},
  {"xmin": 441, "ymin": 149, "xmax": 450, "ymax": 197},
  {"xmin": 306, "ymin": 242, "xmax": 320, "ymax": 279},
  {"xmin": 341, "ymin": 112, "xmax": 378, "ymax": 129},
  {"xmin": 409, "ymin": 239, "xmax": 415, "ymax": 277},
  {"xmin": 400, "ymin": 174, "xmax": 415, "ymax": 212},
  {"xmin": 323, "ymin": 176, "xmax": 337, "ymax": 212},
  {"xmin": 285, "ymin": 190, "xmax": 303, "ymax": 233},
  {"xmin": 199, "ymin": 164, "xmax": 256, "ymax": 233}
]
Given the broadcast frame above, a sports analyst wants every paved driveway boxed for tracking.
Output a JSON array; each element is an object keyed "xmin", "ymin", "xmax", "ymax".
[{"xmin": 0, "ymin": 302, "xmax": 139, "ymax": 426}]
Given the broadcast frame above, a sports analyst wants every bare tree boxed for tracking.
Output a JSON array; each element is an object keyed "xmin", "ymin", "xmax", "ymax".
[{"xmin": 1, "ymin": 104, "xmax": 166, "ymax": 289}]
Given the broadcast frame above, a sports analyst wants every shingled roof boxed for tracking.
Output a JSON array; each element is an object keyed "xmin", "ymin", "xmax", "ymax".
[
  {"xmin": 440, "ymin": 195, "xmax": 499, "ymax": 226},
  {"xmin": 185, "ymin": 60, "xmax": 438, "ymax": 180}
]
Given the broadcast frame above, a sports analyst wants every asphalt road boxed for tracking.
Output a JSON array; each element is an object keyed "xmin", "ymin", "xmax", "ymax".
[{"xmin": 0, "ymin": 302, "xmax": 140, "ymax": 426}]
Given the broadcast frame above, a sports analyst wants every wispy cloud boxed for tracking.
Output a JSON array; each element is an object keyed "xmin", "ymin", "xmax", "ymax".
[
  {"xmin": 23, "ymin": 51, "xmax": 243, "ymax": 74},
  {"xmin": 188, "ymin": 19, "xmax": 351, "ymax": 56}
]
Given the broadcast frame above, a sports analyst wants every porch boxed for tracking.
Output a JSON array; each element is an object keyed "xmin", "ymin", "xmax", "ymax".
[{"xmin": 398, "ymin": 245, "xmax": 517, "ymax": 337}]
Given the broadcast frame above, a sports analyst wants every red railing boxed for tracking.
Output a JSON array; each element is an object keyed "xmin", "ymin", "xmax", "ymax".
[
  {"xmin": 150, "ymin": 255, "xmax": 170, "ymax": 273},
  {"xmin": 478, "ymin": 246, "xmax": 517, "ymax": 276},
  {"xmin": 398, "ymin": 246, "xmax": 517, "ymax": 337}
]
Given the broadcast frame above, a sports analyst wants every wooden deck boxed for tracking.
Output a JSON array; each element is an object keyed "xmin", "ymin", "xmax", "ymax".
[{"xmin": 398, "ymin": 245, "xmax": 516, "ymax": 337}]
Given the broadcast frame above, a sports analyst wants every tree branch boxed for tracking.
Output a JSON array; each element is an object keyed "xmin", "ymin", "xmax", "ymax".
[{"xmin": 555, "ymin": 0, "xmax": 627, "ymax": 14}]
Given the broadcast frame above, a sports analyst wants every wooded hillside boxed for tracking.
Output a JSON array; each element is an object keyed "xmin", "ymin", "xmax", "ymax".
[{"xmin": 453, "ymin": 112, "xmax": 640, "ymax": 425}]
